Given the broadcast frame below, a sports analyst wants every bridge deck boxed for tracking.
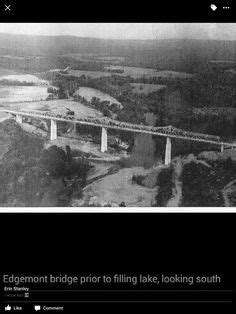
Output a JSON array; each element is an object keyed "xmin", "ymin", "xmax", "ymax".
[{"xmin": 2, "ymin": 109, "xmax": 236, "ymax": 148}]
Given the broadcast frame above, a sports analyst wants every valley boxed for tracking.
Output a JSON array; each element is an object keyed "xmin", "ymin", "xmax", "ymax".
[{"xmin": 0, "ymin": 33, "xmax": 235, "ymax": 207}]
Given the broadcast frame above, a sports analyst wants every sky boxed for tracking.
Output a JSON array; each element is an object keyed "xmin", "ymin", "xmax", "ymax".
[{"xmin": 0, "ymin": 23, "xmax": 235, "ymax": 40}]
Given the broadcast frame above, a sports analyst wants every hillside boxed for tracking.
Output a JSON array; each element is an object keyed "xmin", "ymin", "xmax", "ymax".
[{"xmin": 0, "ymin": 34, "xmax": 235, "ymax": 73}]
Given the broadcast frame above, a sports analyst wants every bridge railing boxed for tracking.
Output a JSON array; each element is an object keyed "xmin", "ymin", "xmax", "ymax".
[{"xmin": 2, "ymin": 109, "xmax": 236, "ymax": 148}]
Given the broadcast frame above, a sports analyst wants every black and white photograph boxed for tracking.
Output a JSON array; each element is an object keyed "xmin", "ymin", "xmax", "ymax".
[
  {"xmin": 0, "ymin": 23, "xmax": 235, "ymax": 208},
  {"xmin": 0, "ymin": 16, "xmax": 235, "ymax": 311}
]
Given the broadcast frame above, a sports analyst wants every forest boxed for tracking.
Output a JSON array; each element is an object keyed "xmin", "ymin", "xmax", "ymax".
[
  {"xmin": 47, "ymin": 67, "xmax": 235, "ymax": 142},
  {"xmin": 0, "ymin": 120, "xmax": 91, "ymax": 206}
]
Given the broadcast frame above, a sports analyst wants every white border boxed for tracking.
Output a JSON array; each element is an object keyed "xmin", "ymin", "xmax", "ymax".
[{"xmin": 0, "ymin": 207, "xmax": 235, "ymax": 213}]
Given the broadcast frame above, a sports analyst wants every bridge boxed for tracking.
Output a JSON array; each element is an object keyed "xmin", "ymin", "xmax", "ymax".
[{"xmin": 2, "ymin": 109, "xmax": 236, "ymax": 165}]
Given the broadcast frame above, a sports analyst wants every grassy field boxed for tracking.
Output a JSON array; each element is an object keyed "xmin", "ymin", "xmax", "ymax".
[
  {"xmin": 0, "ymin": 99, "xmax": 103, "ymax": 122},
  {"xmin": 154, "ymin": 70, "xmax": 193, "ymax": 79},
  {"xmin": 15, "ymin": 99, "xmax": 102, "ymax": 117},
  {"xmin": 68, "ymin": 69, "xmax": 112, "ymax": 79},
  {"xmin": 107, "ymin": 66, "xmax": 193, "ymax": 79},
  {"xmin": 0, "ymin": 74, "xmax": 48, "ymax": 85},
  {"xmin": 0, "ymin": 73, "xmax": 50, "ymax": 104},
  {"xmin": 74, "ymin": 87, "xmax": 121, "ymax": 105},
  {"xmin": 63, "ymin": 53, "xmax": 125, "ymax": 64},
  {"xmin": 0, "ymin": 86, "xmax": 49, "ymax": 103}
]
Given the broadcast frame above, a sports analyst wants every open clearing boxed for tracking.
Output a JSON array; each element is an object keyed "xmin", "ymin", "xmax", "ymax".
[
  {"xmin": 0, "ymin": 99, "xmax": 103, "ymax": 119},
  {"xmin": 105, "ymin": 66, "xmax": 193, "ymax": 79},
  {"xmin": 0, "ymin": 74, "xmax": 49, "ymax": 85},
  {"xmin": 62, "ymin": 53, "xmax": 125, "ymax": 64},
  {"xmin": 74, "ymin": 87, "xmax": 121, "ymax": 105},
  {"xmin": 0, "ymin": 86, "xmax": 49, "ymax": 103},
  {"xmin": 0, "ymin": 73, "xmax": 50, "ymax": 104},
  {"xmin": 68, "ymin": 69, "xmax": 113, "ymax": 79},
  {"xmin": 154, "ymin": 70, "xmax": 193, "ymax": 79}
]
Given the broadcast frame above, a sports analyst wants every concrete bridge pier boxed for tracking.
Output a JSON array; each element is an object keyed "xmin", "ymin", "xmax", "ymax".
[
  {"xmin": 16, "ymin": 114, "xmax": 23, "ymax": 124},
  {"xmin": 165, "ymin": 137, "xmax": 171, "ymax": 165},
  {"xmin": 101, "ymin": 127, "xmax": 108, "ymax": 152},
  {"xmin": 50, "ymin": 119, "xmax": 57, "ymax": 141},
  {"xmin": 221, "ymin": 144, "xmax": 224, "ymax": 152}
]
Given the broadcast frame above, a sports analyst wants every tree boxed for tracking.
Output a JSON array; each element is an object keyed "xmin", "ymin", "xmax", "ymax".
[
  {"xmin": 3, "ymin": 124, "xmax": 44, "ymax": 164},
  {"xmin": 65, "ymin": 158, "xmax": 91, "ymax": 185},
  {"xmin": 39, "ymin": 146, "xmax": 67, "ymax": 178},
  {"xmin": 58, "ymin": 85, "xmax": 69, "ymax": 99}
]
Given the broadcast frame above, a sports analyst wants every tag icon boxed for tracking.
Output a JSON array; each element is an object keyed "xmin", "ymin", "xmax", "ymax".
[{"xmin": 210, "ymin": 4, "xmax": 217, "ymax": 11}]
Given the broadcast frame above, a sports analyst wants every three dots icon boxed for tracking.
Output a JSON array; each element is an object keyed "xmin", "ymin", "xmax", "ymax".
[{"xmin": 210, "ymin": 4, "xmax": 231, "ymax": 11}]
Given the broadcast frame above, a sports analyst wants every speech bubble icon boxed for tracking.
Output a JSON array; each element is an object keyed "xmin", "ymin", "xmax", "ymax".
[{"xmin": 34, "ymin": 305, "xmax": 41, "ymax": 311}]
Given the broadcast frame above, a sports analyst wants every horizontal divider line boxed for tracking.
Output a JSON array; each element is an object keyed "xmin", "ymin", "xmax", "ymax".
[
  {"xmin": 4, "ymin": 300, "xmax": 232, "ymax": 303},
  {"xmin": 29, "ymin": 289, "xmax": 233, "ymax": 292}
]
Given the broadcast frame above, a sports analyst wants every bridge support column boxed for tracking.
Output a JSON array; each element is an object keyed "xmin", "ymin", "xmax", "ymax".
[
  {"xmin": 165, "ymin": 137, "xmax": 171, "ymax": 165},
  {"xmin": 101, "ymin": 127, "xmax": 108, "ymax": 152},
  {"xmin": 50, "ymin": 119, "xmax": 57, "ymax": 141},
  {"xmin": 16, "ymin": 114, "xmax": 23, "ymax": 124},
  {"xmin": 221, "ymin": 144, "xmax": 224, "ymax": 152}
]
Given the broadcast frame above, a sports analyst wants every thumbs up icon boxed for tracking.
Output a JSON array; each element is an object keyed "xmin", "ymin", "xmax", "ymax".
[{"xmin": 5, "ymin": 305, "xmax": 11, "ymax": 311}]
